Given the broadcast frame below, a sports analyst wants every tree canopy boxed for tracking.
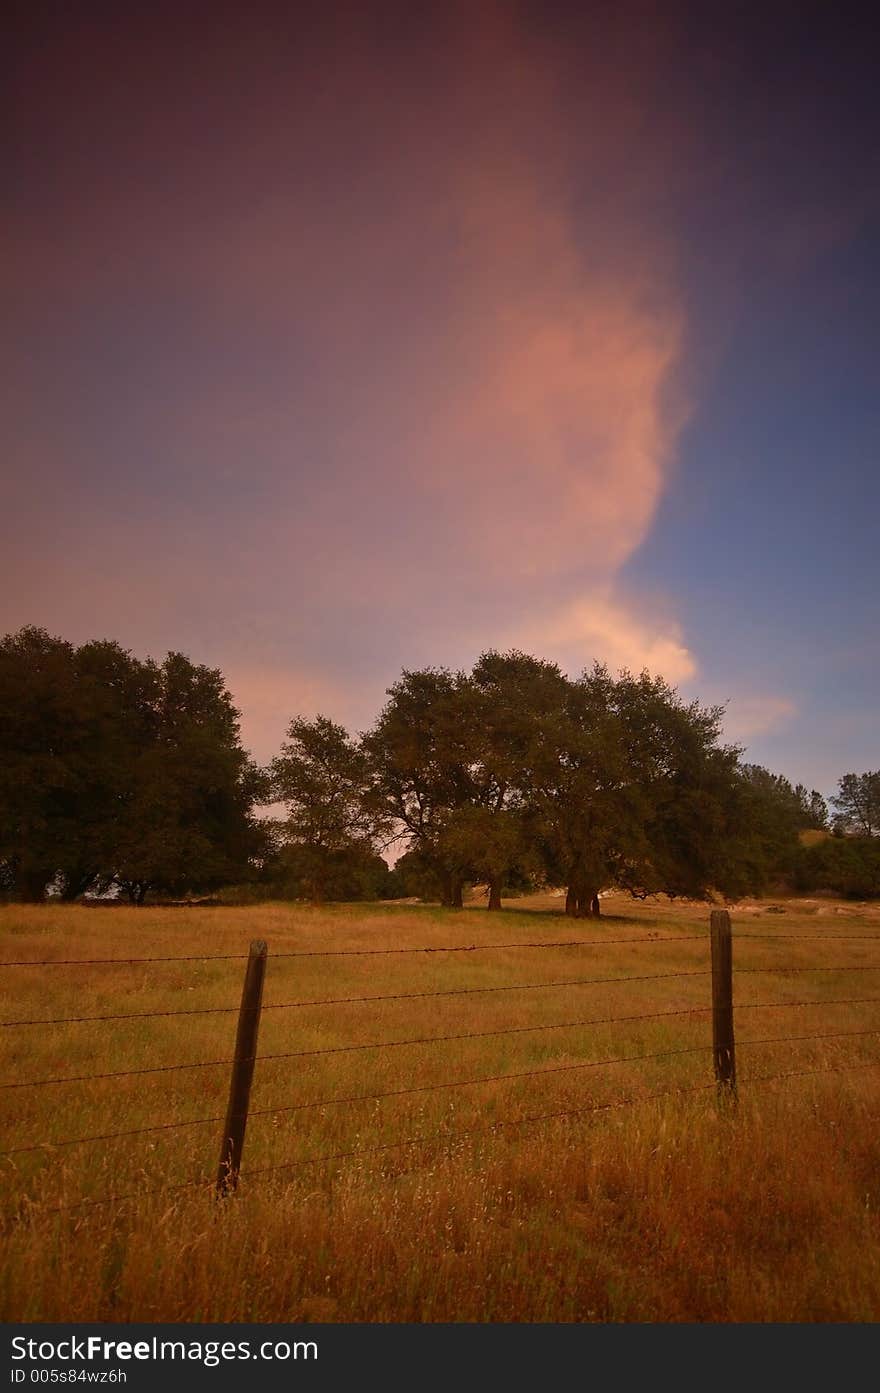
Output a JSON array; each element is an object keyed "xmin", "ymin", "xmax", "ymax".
[
  {"xmin": 270, "ymin": 715, "xmax": 381, "ymax": 903},
  {"xmin": 831, "ymin": 772, "xmax": 880, "ymax": 838},
  {"xmin": 0, "ymin": 628, "xmax": 265, "ymax": 902},
  {"xmin": 2, "ymin": 626, "xmax": 873, "ymax": 907},
  {"xmin": 362, "ymin": 653, "xmax": 756, "ymax": 914}
]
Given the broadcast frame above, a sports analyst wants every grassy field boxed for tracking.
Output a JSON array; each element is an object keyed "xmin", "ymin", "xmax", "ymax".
[{"xmin": 2, "ymin": 893, "xmax": 879, "ymax": 1322}]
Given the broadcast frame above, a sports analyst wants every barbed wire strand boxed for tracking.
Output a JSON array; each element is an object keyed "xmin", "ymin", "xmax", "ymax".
[
  {"xmin": 0, "ymin": 969, "xmax": 719, "ymax": 1027},
  {"xmin": 734, "ymin": 933, "xmax": 880, "ymax": 941},
  {"xmin": 0, "ymin": 934, "xmax": 712, "ymax": 967},
  {"xmin": 26, "ymin": 1056, "xmax": 880, "ymax": 1215},
  {"xmin": 7, "ymin": 964, "xmax": 880, "ymax": 1030},
  {"xmin": 4, "ymin": 930, "xmax": 879, "ymax": 968},
  {"xmin": 239, "ymin": 1057, "xmax": 880, "ymax": 1184},
  {"xmin": 5, "ymin": 996, "xmax": 880, "ymax": 1091},
  {"xmin": 1, "ymin": 1042, "xmax": 715, "ymax": 1156},
  {"xmin": 5, "ymin": 1026, "xmax": 879, "ymax": 1160},
  {"xmin": 737, "ymin": 966, "xmax": 880, "ymax": 974}
]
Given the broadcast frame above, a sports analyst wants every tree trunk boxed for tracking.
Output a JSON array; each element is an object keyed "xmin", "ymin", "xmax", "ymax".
[
  {"xmin": 451, "ymin": 878, "xmax": 463, "ymax": 909},
  {"xmin": 19, "ymin": 869, "xmax": 51, "ymax": 902},
  {"xmin": 59, "ymin": 871, "xmax": 97, "ymax": 902},
  {"xmin": 574, "ymin": 886, "xmax": 598, "ymax": 918},
  {"xmin": 565, "ymin": 886, "xmax": 577, "ymax": 917},
  {"xmin": 439, "ymin": 868, "xmax": 454, "ymax": 907},
  {"xmin": 487, "ymin": 876, "xmax": 502, "ymax": 911}
]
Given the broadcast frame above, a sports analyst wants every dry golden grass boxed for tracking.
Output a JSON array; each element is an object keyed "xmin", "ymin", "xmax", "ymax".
[{"xmin": 2, "ymin": 893, "xmax": 879, "ymax": 1322}]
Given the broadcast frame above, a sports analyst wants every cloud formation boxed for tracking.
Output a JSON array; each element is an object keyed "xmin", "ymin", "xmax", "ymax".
[
  {"xmin": 3, "ymin": 5, "xmax": 694, "ymax": 760},
  {"xmin": 719, "ymin": 695, "xmax": 799, "ymax": 742},
  {"xmin": 504, "ymin": 592, "xmax": 697, "ymax": 687}
]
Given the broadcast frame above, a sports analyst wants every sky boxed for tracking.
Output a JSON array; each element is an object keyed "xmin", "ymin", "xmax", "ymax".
[{"xmin": 3, "ymin": 1, "xmax": 878, "ymax": 803}]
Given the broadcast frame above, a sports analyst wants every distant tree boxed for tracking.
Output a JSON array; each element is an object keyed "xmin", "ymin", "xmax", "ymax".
[
  {"xmin": 527, "ymin": 663, "xmax": 624, "ymax": 917},
  {"xmin": 728, "ymin": 764, "xmax": 828, "ymax": 888},
  {"xmin": 110, "ymin": 652, "xmax": 266, "ymax": 903},
  {"xmin": 0, "ymin": 627, "xmax": 80, "ymax": 900},
  {"xmin": 533, "ymin": 666, "xmax": 745, "ymax": 915},
  {"xmin": 831, "ymin": 772, "xmax": 880, "ymax": 838},
  {"xmin": 270, "ymin": 716, "xmax": 380, "ymax": 903},
  {"xmin": 615, "ymin": 670, "xmax": 747, "ymax": 903},
  {"xmin": 0, "ymin": 629, "xmax": 265, "ymax": 903},
  {"xmin": 362, "ymin": 669, "xmax": 476, "ymax": 907},
  {"xmin": 381, "ymin": 846, "xmax": 443, "ymax": 901},
  {"xmin": 271, "ymin": 841, "xmax": 392, "ymax": 901},
  {"xmin": 795, "ymin": 785, "xmax": 829, "ymax": 831},
  {"xmin": 0, "ymin": 857, "xmax": 14, "ymax": 896},
  {"xmin": 464, "ymin": 651, "xmax": 569, "ymax": 909},
  {"xmin": 51, "ymin": 639, "xmax": 157, "ymax": 900},
  {"xmin": 794, "ymin": 835, "xmax": 880, "ymax": 898}
]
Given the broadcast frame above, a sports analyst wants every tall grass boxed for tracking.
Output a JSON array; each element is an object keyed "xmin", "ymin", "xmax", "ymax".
[{"xmin": 1, "ymin": 896, "xmax": 879, "ymax": 1321}]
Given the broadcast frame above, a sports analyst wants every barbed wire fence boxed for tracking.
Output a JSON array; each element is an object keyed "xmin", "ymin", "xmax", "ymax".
[{"xmin": 2, "ymin": 911, "xmax": 879, "ymax": 1212}]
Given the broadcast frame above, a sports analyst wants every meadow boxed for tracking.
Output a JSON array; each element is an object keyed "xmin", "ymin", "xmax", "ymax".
[{"xmin": 2, "ymin": 893, "xmax": 879, "ymax": 1322}]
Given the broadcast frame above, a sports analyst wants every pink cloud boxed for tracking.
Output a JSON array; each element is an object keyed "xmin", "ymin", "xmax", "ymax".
[
  {"xmin": 3, "ymin": 5, "xmax": 700, "ymax": 748},
  {"xmin": 502, "ymin": 591, "xmax": 697, "ymax": 686},
  {"xmin": 719, "ymin": 695, "xmax": 799, "ymax": 741}
]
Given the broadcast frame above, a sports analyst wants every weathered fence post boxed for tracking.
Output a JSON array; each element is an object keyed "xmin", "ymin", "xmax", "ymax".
[
  {"xmin": 710, "ymin": 910, "xmax": 736, "ymax": 1098},
  {"xmin": 216, "ymin": 938, "xmax": 268, "ymax": 1196}
]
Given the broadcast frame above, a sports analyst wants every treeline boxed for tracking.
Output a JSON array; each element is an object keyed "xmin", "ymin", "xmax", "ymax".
[
  {"xmin": 1, "ymin": 627, "xmax": 877, "ymax": 907},
  {"xmin": 0, "ymin": 628, "xmax": 266, "ymax": 903}
]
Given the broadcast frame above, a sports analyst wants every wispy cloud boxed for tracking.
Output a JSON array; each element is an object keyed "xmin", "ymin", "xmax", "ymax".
[
  {"xmin": 3, "ymin": 5, "xmax": 695, "ymax": 752},
  {"xmin": 719, "ymin": 694, "xmax": 799, "ymax": 741},
  {"xmin": 503, "ymin": 591, "xmax": 697, "ymax": 685}
]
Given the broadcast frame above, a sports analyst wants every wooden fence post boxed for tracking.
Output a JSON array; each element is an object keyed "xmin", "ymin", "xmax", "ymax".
[
  {"xmin": 710, "ymin": 910, "xmax": 736, "ymax": 1098},
  {"xmin": 216, "ymin": 938, "xmax": 268, "ymax": 1196}
]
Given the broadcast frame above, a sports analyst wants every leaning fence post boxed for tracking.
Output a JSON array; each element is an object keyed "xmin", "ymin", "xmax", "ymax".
[
  {"xmin": 710, "ymin": 910, "xmax": 736, "ymax": 1098},
  {"xmin": 216, "ymin": 938, "xmax": 268, "ymax": 1196}
]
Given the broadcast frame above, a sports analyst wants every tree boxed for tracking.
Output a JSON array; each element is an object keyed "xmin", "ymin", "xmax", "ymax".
[
  {"xmin": 362, "ymin": 668, "xmax": 477, "ymax": 907},
  {"xmin": 0, "ymin": 627, "xmax": 78, "ymax": 900},
  {"xmin": 464, "ymin": 651, "xmax": 569, "ymax": 909},
  {"xmin": 794, "ymin": 835, "xmax": 880, "ymax": 898},
  {"xmin": 270, "ymin": 716, "xmax": 380, "ymax": 903},
  {"xmin": 109, "ymin": 652, "xmax": 266, "ymax": 903},
  {"xmin": 272, "ymin": 841, "xmax": 392, "ymax": 901},
  {"xmin": 724, "ymin": 764, "xmax": 828, "ymax": 889},
  {"xmin": 382, "ymin": 846, "xmax": 444, "ymax": 901},
  {"xmin": 831, "ymin": 772, "xmax": 880, "ymax": 838},
  {"xmin": 533, "ymin": 664, "xmax": 631, "ymax": 916},
  {"xmin": 796, "ymin": 784, "xmax": 829, "ymax": 831},
  {"xmin": 52, "ymin": 639, "xmax": 158, "ymax": 900},
  {"xmin": 533, "ymin": 665, "xmax": 745, "ymax": 915},
  {"xmin": 0, "ymin": 629, "xmax": 265, "ymax": 903},
  {"xmin": 0, "ymin": 627, "xmax": 143, "ymax": 900}
]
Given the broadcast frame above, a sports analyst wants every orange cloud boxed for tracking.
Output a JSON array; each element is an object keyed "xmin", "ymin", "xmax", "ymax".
[
  {"xmin": 500, "ymin": 590, "xmax": 697, "ymax": 685},
  {"xmin": 3, "ymin": 4, "xmax": 701, "ymax": 735}
]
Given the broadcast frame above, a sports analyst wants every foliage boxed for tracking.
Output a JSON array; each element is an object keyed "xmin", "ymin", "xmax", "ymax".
[
  {"xmin": 0, "ymin": 628, "xmax": 266, "ymax": 902},
  {"xmin": 794, "ymin": 835, "xmax": 880, "ymax": 898},
  {"xmin": 270, "ymin": 715, "xmax": 382, "ymax": 902},
  {"xmin": 381, "ymin": 847, "xmax": 444, "ymax": 901},
  {"xmin": 529, "ymin": 665, "xmax": 747, "ymax": 913},
  {"xmin": 831, "ymin": 772, "xmax": 880, "ymax": 837},
  {"xmin": 270, "ymin": 841, "xmax": 393, "ymax": 902},
  {"xmin": 361, "ymin": 668, "xmax": 476, "ymax": 907},
  {"xmin": 363, "ymin": 655, "xmax": 749, "ymax": 914},
  {"xmin": 2, "ymin": 624, "xmax": 868, "ymax": 910},
  {"xmin": 724, "ymin": 764, "xmax": 830, "ymax": 892}
]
